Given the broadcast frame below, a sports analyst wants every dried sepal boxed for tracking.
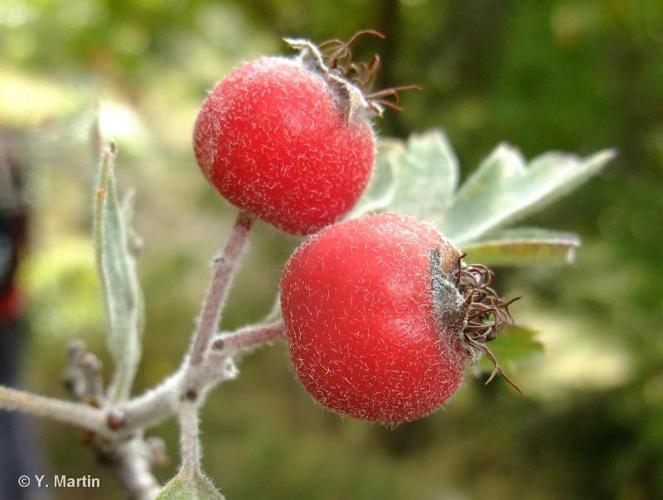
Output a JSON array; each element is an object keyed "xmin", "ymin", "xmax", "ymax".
[
  {"xmin": 285, "ymin": 31, "xmax": 420, "ymax": 118},
  {"xmin": 430, "ymin": 245, "xmax": 522, "ymax": 392},
  {"xmin": 453, "ymin": 255, "xmax": 522, "ymax": 392}
]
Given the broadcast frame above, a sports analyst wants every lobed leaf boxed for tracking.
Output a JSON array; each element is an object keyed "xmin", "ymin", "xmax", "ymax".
[
  {"xmin": 440, "ymin": 145, "xmax": 615, "ymax": 245},
  {"xmin": 353, "ymin": 130, "xmax": 613, "ymax": 268},
  {"xmin": 462, "ymin": 228, "xmax": 582, "ymax": 266},
  {"xmin": 351, "ymin": 130, "xmax": 459, "ymax": 219},
  {"xmin": 94, "ymin": 144, "xmax": 144, "ymax": 403},
  {"xmin": 393, "ymin": 129, "xmax": 459, "ymax": 217},
  {"xmin": 350, "ymin": 139, "xmax": 401, "ymax": 217}
]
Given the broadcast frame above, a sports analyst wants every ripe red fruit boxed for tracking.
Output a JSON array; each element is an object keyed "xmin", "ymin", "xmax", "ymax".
[
  {"xmin": 281, "ymin": 213, "xmax": 517, "ymax": 423},
  {"xmin": 193, "ymin": 46, "xmax": 376, "ymax": 235},
  {"xmin": 280, "ymin": 213, "xmax": 461, "ymax": 423}
]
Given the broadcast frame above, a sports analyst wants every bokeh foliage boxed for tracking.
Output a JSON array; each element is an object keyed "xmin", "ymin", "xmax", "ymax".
[{"xmin": 2, "ymin": 1, "xmax": 662, "ymax": 499}]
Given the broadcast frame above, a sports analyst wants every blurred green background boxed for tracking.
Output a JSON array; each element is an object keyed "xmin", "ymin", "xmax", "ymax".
[{"xmin": 1, "ymin": 0, "xmax": 662, "ymax": 499}]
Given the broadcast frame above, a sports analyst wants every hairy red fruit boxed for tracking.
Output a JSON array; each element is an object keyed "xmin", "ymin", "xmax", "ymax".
[
  {"xmin": 193, "ymin": 56, "xmax": 376, "ymax": 235},
  {"xmin": 280, "ymin": 213, "xmax": 468, "ymax": 424}
]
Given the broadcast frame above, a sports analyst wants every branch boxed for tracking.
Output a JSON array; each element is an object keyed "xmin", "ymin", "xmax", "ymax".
[
  {"xmin": 119, "ymin": 369, "xmax": 184, "ymax": 432},
  {"xmin": 187, "ymin": 211, "xmax": 254, "ymax": 368},
  {"xmin": 115, "ymin": 437, "xmax": 162, "ymax": 500},
  {"xmin": 0, "ymin": 319, "xmax": 283, "ymax": 444},
  {"xmin": 63, "ymin": 339, "xmax": 105, "ymax": 406},
  {"xmin": 0, "ymin": 385, "xmax": 113, "ymax": 439},
  {"xmin": 212, "ymin": 321, "xmax": 285, "ymax": 354},
  {"xmin": 118, "ymin": 322, "xmax": 283, "ymax": 433},
  {"xmin": 178, "ymin": 403, "xmax": 202, "ymax": 478}
]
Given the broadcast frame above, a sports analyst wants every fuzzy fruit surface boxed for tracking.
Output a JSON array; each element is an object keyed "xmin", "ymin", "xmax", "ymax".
[
  {"xmin": 193, "ymin": 57, "xmax": 376, "ymax": 235},
  {"xmin": 281, "ymin": 213, "xmax": 466, "ymax": 423}
]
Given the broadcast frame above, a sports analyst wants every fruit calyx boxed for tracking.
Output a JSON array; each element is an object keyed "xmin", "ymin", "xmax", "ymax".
[
  {"xmin": 430, "ymin": 248, "xmax": 522, "ymax": 392},
  {"xmin": 284, "ymin": 30, "xmax": 420, "ymax": 122},
  {"xmin": 454, "ymin": 256, "xmax": 522, "ymax": 392}
]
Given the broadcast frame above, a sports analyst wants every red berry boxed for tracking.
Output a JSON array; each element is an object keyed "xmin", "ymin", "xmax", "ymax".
[
  {"xmin": 193, "ymin": 53, "xmax": 376, "ymax": 235},
  {"xmin": 280, "ymin": 213, "xmax": 470, "ymax": 424}
]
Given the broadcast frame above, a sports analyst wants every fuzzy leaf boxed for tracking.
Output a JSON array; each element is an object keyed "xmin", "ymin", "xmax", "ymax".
[
  {"xmin": 350, "ymin": 139, "xmax": 401, "ymax": 217},
  {"xmin": 94, "ymin": 144, "xmax": 144, "ymax": 403},
  {"xmin": 393, "ymin": 130, "xmax": 459, "ymax": 216},
  {"xmin": 351, "ymin": 130, "xmax": 459, "ymax": 219},
  {"xmin": 157, "ymin": 471, "xmax": 225, "ymax": 500},
  {"xmin": 462, "ymin": 228, "xmax": 581, "ymax": 266},
  {"xmin": 440, "ymin": 146, "xmax": 615, "ymax": 244},
  {"xmin": 478, "ymin": 325, "xmax": 544, "ymax": 373},
  {"xmin": 353, "ymin": 131, "xmax": 612, "ymax": 261}
]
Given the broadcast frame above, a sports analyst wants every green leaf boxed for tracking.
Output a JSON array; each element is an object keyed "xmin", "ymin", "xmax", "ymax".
[
  {"xmin": 119, "ymin": 189, "xmax": 146, "ymax": 334},
  {"xmin": 352, "ymin": 130, "xmax": 612, "ymax": 268},
  {"xmin": 394, "ymin": 130, "xmax": 459, "ymax": 216},
  {"xmin": 440, "ymin": 145, "xmax": 615, "ymax": 244},
  {"xmin": 350, "ymin": 138, "xmax": 401, "ymax": 217},
  {"xmin": 478, "ymin": 325, "xmax": 544, "ymax": 373},
  {"xmin": 462, "ymin": 228, "xmax": 581, "ymax": 266},
  {"xmin": 351, "ymin": 130, "xmax": 459, "ymax": 219},
  {"xmin": 94, "ymin": 144, "xmax": 144, "ymax": 403},
  {"xmin": 157, "ymin": 471, "xmax": 225, "ymax": 500}
]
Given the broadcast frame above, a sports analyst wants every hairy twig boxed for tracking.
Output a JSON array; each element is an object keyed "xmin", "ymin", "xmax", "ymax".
[
  {"xmin": 0, "ymin": 286, "xmax": 278, "ymax": 500},
  {"xmin": 118, "ymin": 322, "xmax": 283, "ymax": 434},
  {"xmin": 60, "ymin": 337, "xmax": 163, "ymax": 499},
  {"xmin": 187, "ymin": 211, "xmax": 254, "ymax": 369},
  {"xmin": 115, "ymin": 437, "xmax": 163, "ymax": 500},
  {"xmin": 178, "ymin": 403, "xmax": 202, "ymax": 478},
  {"xmin": 119, "ymin": 369, "xmax": 184, "ymax": 432},
  {"xmin": 0, "ymin": 385, "xmax": 113, "ymax": 438},
  {"xmin": 0, "ymin": 319, "xmax": 283, "ymax": 438},
  {"xmin": 212, "ymin": 321, "xmax": 285, "ymax": 354},
  {"xmin": 63, "ymin": 339, "xmax": 105, "ymax": 406}
]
